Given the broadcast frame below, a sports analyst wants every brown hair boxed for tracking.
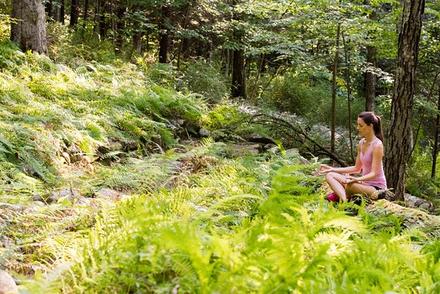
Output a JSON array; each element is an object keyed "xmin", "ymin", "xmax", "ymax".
[{"xmin": 358, "ymin": 112, "xmax": 383, "ymax": 142}]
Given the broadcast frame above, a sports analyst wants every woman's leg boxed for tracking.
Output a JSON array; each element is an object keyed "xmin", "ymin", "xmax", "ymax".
[
  {"xmin": 325, "ymin": 172, "xmax": 348, "ymax": 201},
  {"xmin": 345, "ymin": 183, "xmax": 377, "ymax": 199}
]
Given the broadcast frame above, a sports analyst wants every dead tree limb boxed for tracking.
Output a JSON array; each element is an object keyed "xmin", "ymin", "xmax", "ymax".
[{"xmin": 250, "ymin": 113, "xmax": 348, "ymax": 166}]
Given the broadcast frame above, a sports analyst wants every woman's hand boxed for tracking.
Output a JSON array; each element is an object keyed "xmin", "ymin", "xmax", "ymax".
[
  {"xmin": 318, "ymin": 164, "xmax": 333, "ymax": 174},
  {"xmin": 346, "ymin": 176, "xmax": 361, "ymax": 184}
]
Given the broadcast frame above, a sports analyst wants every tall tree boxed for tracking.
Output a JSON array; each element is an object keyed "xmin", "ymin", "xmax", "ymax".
[
  {"xmin": 230, "ymin": 0, "xmax": 246, "ymax": 99},
  {"xmin": 364, "ymin": 0, "xmax": 377, "ymax": 111},
  {"xmin": 158, "ymin": 5, "xmax": 171, "ymax": 63},
  {"xmin": 59, "ymin": 0, "xmax": 65, "ymax": 24},
  {"xmin": 384, "ymin": 0, "xmax": 425, "ymax": 200},
  {"xmin": 432, "ymin": 85, "xmax": 440, "ymax": 179},
  {"xmin": 11, "ymin": 0, "xmax": 48, "ymax": 54},
  {"xmin": 70, "ymin": 0, "xmax": 79, "ymax": 27},
  {"xmin": 330, "ymin": 23, "xmax": 340, "ymax": 153}
]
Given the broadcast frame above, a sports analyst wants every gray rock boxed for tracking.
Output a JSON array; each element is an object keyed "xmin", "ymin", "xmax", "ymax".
[
  {"xmin": 0, "ymin": 203, "xmax": 23, "ymax": 212},
  {"xmin": 199, "ymin": 128, "xmax": 210, "ymax": 137},
  {"xmin": 0, "ymin": 270, "xmax": 18, "ymax": 294},
  {"xmin": 94, "ymin": 188, "xmax": 129, "ymax": 201},
  {"xmin": 404, "ymin": 193, "xmax": 434, "ymax": 212},
  {"xmin": 32, "ymin": 193, "xmax": 44, "ymax": 202},
  {"xmin": 48, "ymin": 188, "xmax": 81, "ymax": 204}
]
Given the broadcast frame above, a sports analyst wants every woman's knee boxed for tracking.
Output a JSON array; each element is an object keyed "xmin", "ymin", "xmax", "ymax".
[{"xmin": 325, "ymin": 172, "xmax": 338, "ymax": 182}]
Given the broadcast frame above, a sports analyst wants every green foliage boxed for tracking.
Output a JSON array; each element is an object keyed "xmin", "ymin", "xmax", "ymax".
[
  {"xmin": 26, "ymin": 145, "xmax": 440, "ymax": 293},
  {"xmin": 0, "ymin": 33, "xmax": 208, "ymax": 198},
  {"xmin": 406, "ymin": 147, "xmax": 439, "ymax": 199},
  {"xmin": 263, "ymin": 71, "xmax": 364, "ymax": 126},
  {"xmin": 182, "ymin": 60, "xmax": 228, "ymax": 104}
]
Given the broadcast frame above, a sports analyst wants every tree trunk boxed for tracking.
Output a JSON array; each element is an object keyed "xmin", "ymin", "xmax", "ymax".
[
  {"xmin": 114, "ymin": 5, "xmax": 125, "ymax": 53},
  {"xmin": 365, "ymin": 45, "xmax": 377, "ymax": 111},
  {"xmin": 59, "ymin": 0, "xmax": 65, "ymax": 24},
  {"xmin": 342, "ymin": 31, "xmax": 355, "ymax": 163},
  {"xmin": 11, "ymin": 0, "xmax": 48, "ymax": 54},
  {"xmin": 364, "ymin": 2, "xmax": 377, "ymax": 111},
  {"xmin": 331, "ymin": 23, "xmax": 340, "ymax": 153},
  {"xmin": 70, "ymin": 0, "xmax": 79, "ymax": 27},
  {"xmin": 231, "ymin": 49, "xmax": 246, "ymax": 99},
  {"xmin": 45, "ymin": 0, "xmax": 52, "ymax": 19},
  {"xmin": 158, "ymin": 5, "xmax": 170, "ymax": 63},
  {"xmin": 384, "ymin": 0, "xmax": 425, "ymax": 200},
  {"xmin": 98, "ymin": 2, "xmax": 109, "ymax": 38},
  {"xmin": 83, "ymin": 0, "xmax": 89, "ymax": 24},
  {"xmin": 432, "ymin": 86, "xmax": 440, "ymax": 179}
]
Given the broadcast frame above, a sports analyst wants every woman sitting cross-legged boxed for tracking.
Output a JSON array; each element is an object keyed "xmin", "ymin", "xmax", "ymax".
[{"xmin": 319, "ymin": 112, "xmax": 387, "ymax": 202}]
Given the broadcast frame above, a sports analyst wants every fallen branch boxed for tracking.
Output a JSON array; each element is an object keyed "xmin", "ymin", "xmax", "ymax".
[{"xmin": 250, "ymin": 113, "xmax": 348, "ymax": 166}]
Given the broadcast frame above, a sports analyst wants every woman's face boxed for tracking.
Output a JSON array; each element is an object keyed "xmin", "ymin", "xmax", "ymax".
[{"xmin": 357, "ymin": 117, "xmax": 372, "ymax": 137}]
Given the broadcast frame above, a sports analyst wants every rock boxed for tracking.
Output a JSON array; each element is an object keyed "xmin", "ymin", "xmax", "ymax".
[
  {"xmin": 266, "ymin": 144, "xmax": 280, "ymax": 154},
  {"xmin": 199, "ymin": 128, "xmax": 210, "ymax": 137},
  {"xmin": 366, "ymin": 199, "xmax": 440, "ymax": 238},
  {"xmin": 32, "ymin": 193, "xmax": 44, "ymax": 202},
  {"xmin": 61, "ymin": 152, "xmax": 71, "ymax": 165},
  {"xmin": 0, "ymin": 203, "xmax": 23, "ymax": 212},
  {"xmin": 404, "ymin": 193, "xmax": 434, "ymax": 212},
  {"xmin": 227, "ymin": 143, "xmax": 260, "ymax": 156},
  {"xmin": 48, "ymin": 188, "xmax": 82, "ymax": 204},
  {"xmin": 94, "ymin": 188, "xmax": 129, "ymax": 201},
  {"xmin": 0, "ymin": 270, "xmax": 18, "ymax": 294}
]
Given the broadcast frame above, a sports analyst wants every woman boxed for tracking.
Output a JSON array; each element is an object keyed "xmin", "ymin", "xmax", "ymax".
[{"xmin": 320, "ymin": 112, "xmax": 387, "ymax": 202}]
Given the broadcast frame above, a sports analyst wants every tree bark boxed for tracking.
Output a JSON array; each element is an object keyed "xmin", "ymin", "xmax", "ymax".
[
  {"xmin": 83, "ymin": 0, "xmax": 89, "ymax": 24},
  {"xmin": 331, "ymin": 23, "xmax": 340, "ymax": 153},
  {"xmin": 365, "ymin": 45, "xmax": 377, "ymax": 111},
  {"xmin": 59, "ymin": 0, "xmax": 65, "ymax": 24},
  {"xmin": 158, "ymin": 5, "xmax": 170, "ymax": 63},
  {"xmin": 70, "ymin": 0, "xmax": 79, "ymax": 27},
  {"xmin": 231, "ymin": 49, "xmax": 247, "ymax": 99},
  {"xmin": 342, "ymin": 31, "xmax": 355, "ymax": 163},
  {"xmin": 364, "ymin": 2, "xmax": 377, "ymax": 111},
  {"xmin": 11, "ymin": 0, "xmax": 48, "ymax": 54},
  {"xmin": 114, "ymin": 5, "xmax": 126, "ymax": 52},
  {"xmin": 432, "ymin": 85, "xmax": 440, "ymax": 179},
  {"xmin": 384, "ymin": 0, "xmax": 425, "ymax": 200}
]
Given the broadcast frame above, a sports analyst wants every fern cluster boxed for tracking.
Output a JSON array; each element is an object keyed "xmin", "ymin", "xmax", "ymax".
[
  {"xmin": 0, "ymin": 38, "xmax": 205, "ymax": 199},
  {"xmin": 25, "ymin": 142, "xmax": 440, "ymax": 293}
]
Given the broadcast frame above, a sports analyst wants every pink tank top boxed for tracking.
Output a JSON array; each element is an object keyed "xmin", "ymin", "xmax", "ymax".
[{"xmin": 359, "ymin": 138, "xmax": 387, "ymax": 189}]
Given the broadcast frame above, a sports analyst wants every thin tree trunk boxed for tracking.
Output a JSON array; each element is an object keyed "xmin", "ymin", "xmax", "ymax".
[
  {"xmin": 11, "ymin": 0, "xmax": 48, "ymax": 54},
  {"xmin": 83, "ymin": 0, "xmax": 89, "ymax": 25},
  {"xmin": 70, "ymin": 0, "xmax": 79, "ymax": 27},
  {"xmin": 365, "ymin": 2, "xmax": 377, "ymax": 111},
  {"xmin": 98, "ymin": 2, "xmax": 108, "ymax": 38},
  {"xmin": 59, "ymin": 0, "xmax": 65, "ymax": 24},
  {"xmin": 432, "ymin": 85, "xmax": 440, "ymax": 179},
  {"xmin": 114, "ymin": 5, "xmax": 125, "ymax": 53},
  {"xmin": 176, "ymin": 4, "xmax": 191, "ymax": 70},
  {"xmin": 231, "ymin": 49, "xmax": 246, "ymax": 99},
  {"xmin": 331, "ymin": 23, "xmax": 340, "ymax": 153},
  {"xmin": 45, "ymin": 0, "xmax": 53, "ymax": 19},
  {"xmin": 342, "ymin": 31, "xmax": 355, "ymax": 162},
  {"xmin": 158, "ymin": 5, "xmax": 170, "ymax": 63},
  {"xmin": 384, "ymin": 0, "xmax": 425, "ymax": 200},
  {"xmin": 94, "ymin": 0, "xmax": 100, "ymax": 33}
]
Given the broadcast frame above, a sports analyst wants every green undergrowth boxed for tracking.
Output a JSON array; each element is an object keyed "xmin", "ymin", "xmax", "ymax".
[
  {"xmin": 24, "ymin": 141, "xmax": 440, "ymax": 293},
  {"xmin": 0, "ymin": 38, "xmax": 208, "ymax": 201}
]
